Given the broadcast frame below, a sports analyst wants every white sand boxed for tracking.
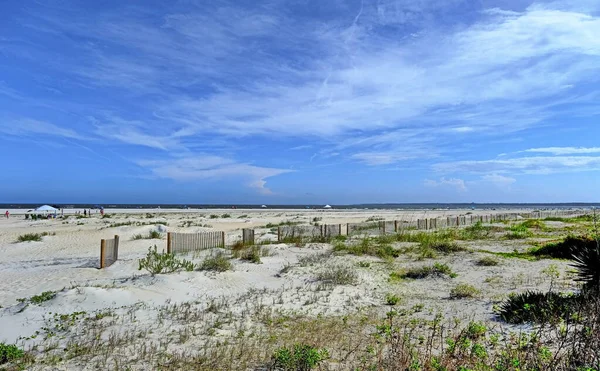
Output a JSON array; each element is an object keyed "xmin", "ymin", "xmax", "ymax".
[{"xmin": 0, "ymin": 209, "xmax": 578, "ymax": 355}]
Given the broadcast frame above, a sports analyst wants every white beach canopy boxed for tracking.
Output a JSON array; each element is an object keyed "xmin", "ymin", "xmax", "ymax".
[
  {"xmin": 35, "ymin": 205, "xmax": 58, "ymax": 212},
  {"xmin": 323, "ymin": 205, "xmax": 332, "ymax": 209},
  {"xmin": 261, "ymin": 205, "xmax": 267, "ymax": 208}
]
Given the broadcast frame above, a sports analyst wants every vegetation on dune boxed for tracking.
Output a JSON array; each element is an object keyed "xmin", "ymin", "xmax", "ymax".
[
  {"xmin": 198, "ymin": 253, "xmax": 232, "ymax": 272},
  {"xmin": 316, "ymin": 265, "xmax": 358, "ymax": 285},
  {"xmin": 16, "ymin": 232, "xmax": 55, "ymax": 242},
  {"xmin": 399, "ymin": 263, "xmax": 456, "ymax": 279},
  {"xmin": 138, "ymin": 246, "xmax": 194, "ymax": 275}
]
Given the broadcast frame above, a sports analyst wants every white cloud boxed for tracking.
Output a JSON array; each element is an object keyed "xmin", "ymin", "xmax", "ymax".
[
  {"xmin": 0, "ymin": 119, "xmax": 87, "ymax": 140},
  {"xmin": 424, "ymin": 177, "xmax": 467, "ymax": 191},
  {"xmin": 138, "ymin": 155, "xmax": 292, "ymax": 194},
  {"xmin": 480, "ymin": 174, "xmax": 516, "ymax": 187},
  {"xmin": 524, "ymin": 147, "xmax": 600, "ymax": 155}
]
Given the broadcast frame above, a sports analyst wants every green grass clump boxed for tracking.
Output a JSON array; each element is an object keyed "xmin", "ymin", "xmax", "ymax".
[
  {"xmin": 429, "ymin": 241, "xmax": 466, "ymax": 253},
  {"xmin": 385, "ymin": 293, "xmax": 401, "ymax": 305},
  {"xmin": 476, "ymin": 256, "xmax": 500, "ymax": 266},
  {"xmin": 401, "ymin": 263, "xmax": 456, "ymax": 279},
  {"xmin": 138, "ymin": 246, "xmax": 194, "ymax": 275},
  {"xmin": 449, "ymin": 283, "xmax": 482, "ymax": 299},
  {"xmin": 239, "ymin": 246, "xmax": 271, "ymax": 264},
  {"xmin": 0, "ymin": 343, "xmax": 25, "ymax": 365},
  {"xmin": 30, "ymin": 291, "xmax": 57, "ymax": 304},
  {"xmin": 505, "ymin": 224, "xmax": 534, "ymax": 239},
  {"xmin": 459, "ymin": 222, "xmax": 493, "ymax": 240},
  {"xmin": 271, "ymin": 344, "xmax": 328, "ymax": 371},
  {"xmin": 198, "ymin": 253, "xmax": 232, "ymax": 272},
  {"xmin": 132, "ymin": 231, "xmax": 163, "ymax": 240},
  {"xmin": 17, "ymin": 233, "xmax": 43, "ymax": 242},
  {"xmin": 520, "ymin": 219, "xmax": 548, "ymax": 230},
  {"xmin": 335, "ymin": 237, "xmax": 400, "ymax": 259},
  {"xmin": 317, "ymin": 265, "xmax": 358, "ymax": 285}
]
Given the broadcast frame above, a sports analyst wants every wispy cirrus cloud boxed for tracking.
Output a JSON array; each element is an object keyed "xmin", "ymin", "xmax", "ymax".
[
  {"xmin": 434, "ymin": 156, "xmax": 600, "ymax": 175},
  {"xmin": 524, "ymin": 147, "xmax": 600, "ymax": 155}
]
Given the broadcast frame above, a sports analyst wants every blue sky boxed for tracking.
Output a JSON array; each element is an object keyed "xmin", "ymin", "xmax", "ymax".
[{"xmin": 1, "ymin": 0, "xmax": 599, "ymax": 204}]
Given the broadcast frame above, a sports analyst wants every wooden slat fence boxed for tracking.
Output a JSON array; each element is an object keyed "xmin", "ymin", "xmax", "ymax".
[
  {"xmin": 100, "ymin": 235, "xmax": 119, "ymax": 269},
  {"xmin": 242, "ymin": 228, "xmax": 255, "ymax": 245},
  {"xmin": 167, "ymin": 231, "xmax": 225, "ymax": 254}
]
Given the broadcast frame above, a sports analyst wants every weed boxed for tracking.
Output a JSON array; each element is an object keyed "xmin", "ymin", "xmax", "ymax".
[
  {"xmin": 298, "ymin": 252, "xmax": 331, "ymax": 267},
  {"xmin": 17, "ymin": 233, "xmax": 43, "ymax": 242},
  {"xmin": 450, "ymin": 284, "xmax": 482, "ymax": 299},
  {"xmin": 401, "ymin": 263, "xmax": 456, "ymax": 279},
  {"xmin": 271, "ymin": 344, "xmax": 328, "ymax": 371},
  {"xmin": 357, "ymin": 261, "xmax": 371, "ymax": 268},
  {"xmin": 30, "ymin": 291, "xmax": 57, "ymax": 304},
  {"xmin": 138, "ymin": 246, "xmax": 194, "ymax": 275},
  {"xmin": 385, "ymin": 294, "xmax": 401, "ymax": 305},
  {"xmin": 476, "ymin": 257, "xmax": 500, "ymax": 266},
  {"xmin": 317, "ymin": 265, "xmax": 358, "ymax": 285},
  {"xmin": 198, "ymin": 253, "xmax": 232, "ymax": 272}
]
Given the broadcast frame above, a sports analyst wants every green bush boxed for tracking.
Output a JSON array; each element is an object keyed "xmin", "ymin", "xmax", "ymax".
[
  {"xmin": 271, "ymin": 344, "xmax": 328, "ymax": 370},
  {"xmin": 450, "ymin": 284, "xmax": 482, "ymax": 299},
  {"xmin": 429, "ymin": 241, "xmax": 466, "ymax": 253},
  {"xmin": 402, "ymin": 263, "xmax": 456, "ymax": 279},
  {"xmin": 532, "ymin": 235, "xmax": 597, "ymax": 260},
  {"xmin": 198, "ymin": 253, "xmax": 232, "ymax": 272},
  {"xmin": 495, "ymin": 291, "xmax": 578, "ymax": 324},
  {"xmin": 17, "ymin": 233, "xmax": 42, "ymax": 242},
  {"xmin": 505, "ymin": 224, "xmax": 533, "ymax": 239},
  {"xmin": 571, "ymin": 240, "xmax": 600, "ymax": 292},
  {"xmin": 0, "ymin": 343, "xmax": 25, "ymax": 365},
  {"xmin": 148, "ymin": 230, "xmax": 162, "ymax": 239},
  {"xmin": 460, "ymin": 222, "xmax": 492, "ymax": 240},
  {"xmin": 385, "ymin": 293, "xmax": 401, "ymax": 305},
  {"xmin": 240, "ymin": 246, "xmax": 266, "ymax": 264},
  {"xmin": 138, "ymin": 246, "xmax": 195, "ymax": 275}
]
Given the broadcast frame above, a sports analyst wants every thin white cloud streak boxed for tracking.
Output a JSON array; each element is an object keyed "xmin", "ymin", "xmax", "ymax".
[
  {"xmin": 0, "ymin": 119, "xmax": 87, "ymax": 141},
  {"xmin": 524, "ymin": 147, "xmax": 600, "ymax": 155},
  {"xmin": 434, "ymin": 156, "xmax": 600, "ymax": 175}
]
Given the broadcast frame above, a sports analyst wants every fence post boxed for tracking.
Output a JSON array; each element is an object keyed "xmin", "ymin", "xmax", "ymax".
[
  {"xmin": 167, "ymin": 232, "xmax": 172, "ymax": 254},
  {"xmin": 100, "ymin": 239, "xmax": 106, "ymax": 269},
  {"xmin": 277, "ymin": 227, "xmax": 281, "ymax": 242},
  {"xmin": 339, "ymin": 224, "xmax": 342, "ymax": 236},
  {"xmin": 394, "ymin": 220, "xmax": 398, "ymax": 232},
  {"xmin": 114, "ymin": 235, "xmax": 120, "ymax": 260},
  {"xmin": 380, "ymin": 221, "xmax": 386, "ymax": 235},
  {"xmin": 221, "ymin": 231, "xmax": 225, "ymax": 248}
]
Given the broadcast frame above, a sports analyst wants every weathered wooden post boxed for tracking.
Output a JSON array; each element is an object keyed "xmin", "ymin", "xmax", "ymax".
[
  {"xmin": 221, "ymin": 231, "xmax": 225, "ymax": 248},
  {"xmin": 167, "ymin": 232, "xmax": 172, "ymax": 254},
  {"xmin": 100, "ymin": 239, "xmax": 106, "ymax": 269},
  {"xmin": 277, "ymin": 227, "xmax": 281, "ymax": 242},
  {"xmin": 114, "ymin": 235, "xmax": 120, "ymax": 261}
]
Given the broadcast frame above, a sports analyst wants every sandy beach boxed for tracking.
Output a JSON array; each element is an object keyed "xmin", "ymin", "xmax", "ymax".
[{"xmin": 0, "ymin": 208, "xmax": 590, "ymax": 369}]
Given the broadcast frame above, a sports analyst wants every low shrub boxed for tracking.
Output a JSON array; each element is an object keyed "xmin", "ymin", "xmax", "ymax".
[
  {"xmin": 138, "ymin": 246, "xmax": 194, "ymax": 275},
  {"xmin": 429, "ymin": 241, "xmax": 466, "ymax": 253},
  {"xmin": 298, "ymin": 252, "xmax": 331, "ymax": 267},
  {"xmin": 402, "ymin": 263, "xmax": 456, "ymax": 279},
  {"xmin": 30, "ymin": 291, "xmax": 56, "ymax": 304},
  {"xmin": 476, "ymin": 256, "xmax": 500, "ymax": 266},
  {"xmin": 532, "ymin": 235, "xmax": 597, "ymax": 260},
  {"xmin": 17, "ymin": 233, "xmax": 42, "ymax": 242},
  {"xmin": 317, "ymin": 265, "xmax": 358, "ymax": 285},
  {"xmin": 505, "ymin": 224, "xmax": 533, "ymax": 239},
  {"xmin": 240, "ymin": 246, "xmax": 270, "ymax": 264},
  {"xmin": 385, "ymin": 293, "xmax": 401, "ymax": 305},
  {"xmin": 0, "ymin": 343, "xmax": 25, "ymax": 365},
  {"xmin": 449, "ymin": 283, "xmax": 482, "ymax": 299},
  {"xmin": 271, "ymin": 343, "xmax": 328, "ymax": 371},
  {"xmin": 198, "ymin": 253, "xmax": 232, "ymax": 272},
  {"xmin": 495, "ymin": 290, "xmax": 579, "ymax": 324}
]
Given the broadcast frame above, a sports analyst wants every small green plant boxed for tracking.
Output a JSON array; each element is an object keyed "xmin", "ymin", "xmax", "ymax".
[
  {"xmin": 476, "ymin": 256, "xmax": 500, "ymax": 266},
  {"xmin": 138, "ymin": 246, "xmax": 194, "ymax": 275},
  {"xmin": 30, "ymin": 290, "xmax": 57, "ymax": 304},
  {"xmin": 385, "ymin": 293, "xmax": 401, "ymax": 305},
  {"xmin": 317, "ymin": 265, "xmax": 358, "ymax": 285},
  {"xmin": 0, "ymin": 343, "xmax": 25, "ymax": 365},
  {"xmin": 402, "ymin": 263, "xmax": 456, "ymax": 279},
  {"xmin": 221, "ymin": 213, "xmax": 231, "ymax": 218},
  {"xmin": 505, "ymin": 224, "xmax": 533, "ymax": 239},
  {"xmin": 148, "ymin": 230, "xmax": 162, "ymax": 239},
  {"xmin": 17, "ymin": 233, "xmax": 43, "ymax": 242},
  {"xmin": 272, "ymin": 344, "xmax": 328, "ymax": 371},
  {"xmin": 357, "ymin": 261, "xmax": 371, "ymax": 268},
  {"xmin": 450, "ymin": 283, "xmax": 482, "ymax": 299},
  {"xmin": 210, "ymin": 214, "xmax": 219, "ymax": 219},
  {"xmin": 198, "ymin": 253, "xmax": 232, "ymax": 272},
  {"xmin": 131, "ymin": 233, "xmax": 144, "ymax": 240},
  {"xmin": 495, "ymin": 291, "xmax": 578, "ymax": 324},
  {"xmin": 465, "ymin": 321, "xmax": 487, "ymax": 339},
  {"xmin": 240, "ymin": 246, "xmax": 263, "ymax": 264}
]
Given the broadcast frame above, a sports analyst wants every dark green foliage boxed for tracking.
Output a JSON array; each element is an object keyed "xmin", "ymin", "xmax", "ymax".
[
  {"xmin": 496, "ymin": 291, "xmax": 578, "ymax": 324},
  {"xmin": 138, "ymin": 246, "xmax": 195, "ymax": 275},
  {"xmin": 505, "ymin": 224, "xmax": 533, "ymax": 239},
  {"xmin": 0, "ymin": 343, "xmax": 25, "ymax": 365},
  {"xmin": 148, "ymin": 230, "xmax": 162, "ymax": 239},
  {"xmin": 335, "ymin": 237, "xmax": 400, "ymax": 259},
  {"xmin": 571, "ymin": 241, "xmax": 600, "ymax": 292},
  {"xmin": 532, "ymin": 235, "xmax": 597, "ymax": 260},
  {"xmin": 17, "ymin": 233, "xmax": 42, "ymax": 242},
  {"xmin": 271, "ymin": 344, "xmax": 328, "ymax": 370},
  {"xmin": 240, "ymin": 246, "xmax": 264, "ymax": 264},
  {"xmin": 476, "ymin": 256, "xmax": 499, "ymax": 266},
  {"xmin": 429, "ymin": 241, "xmax": 465, "ymax": 253},
  {"xmin": 460, "ymin": 221, "xmax": 493, "ymax": 240},
  {"xmin": 402, "ymin": 263, "xmax": 456, "ymax": 279},
  {"xmin": 449, "ymin": 284, "xmax": 481, "ymax": 299}
]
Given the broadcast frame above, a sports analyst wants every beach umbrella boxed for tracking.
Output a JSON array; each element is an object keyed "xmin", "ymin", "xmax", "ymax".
[
  {"xmin": 35, "ymin": 205, "xmax": 58, "ymax": 212},
  {"xmin": 261, "ymin": 205, "xmax": 267, "ymax": 208},
  {"xmin": 323, "ymin": 205, "xmax": 332, "ymax": 209}
]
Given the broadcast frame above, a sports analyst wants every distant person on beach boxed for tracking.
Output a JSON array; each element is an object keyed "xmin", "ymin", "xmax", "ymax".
[
  {"xmin": 84, "ymin": 209, "xmax": 87, "ymax": 217},
  {"xmin": 5, "ymin": 211, "xmax": 8, "ymax": 219}
]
